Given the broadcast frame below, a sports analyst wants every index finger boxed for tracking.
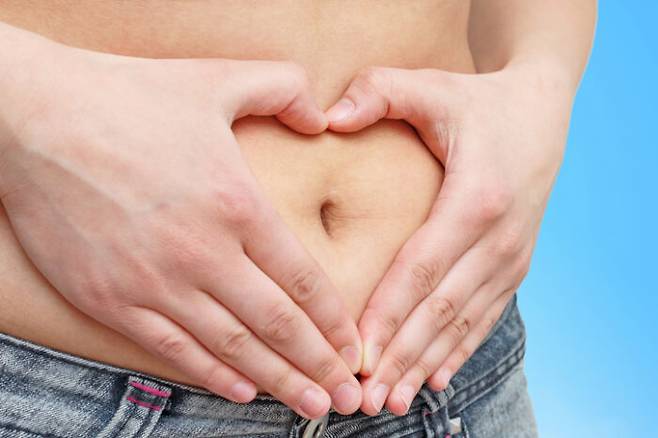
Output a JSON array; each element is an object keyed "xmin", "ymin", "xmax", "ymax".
[
  {"xmin": 221, "ymin": 59, "xmax": 328, "ymax": 135},
  {"xmin": 241, "ymin": 193, "xmax": 363, "ymax": 374}
]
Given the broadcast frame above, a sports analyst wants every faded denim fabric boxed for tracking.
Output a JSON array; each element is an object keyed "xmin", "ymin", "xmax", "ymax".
[{"xmin": 0, "ymin": 295, "xmax": 537, "ymax": 437}]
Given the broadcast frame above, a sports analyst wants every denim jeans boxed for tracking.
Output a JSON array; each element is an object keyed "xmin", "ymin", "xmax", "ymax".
[{"xmin": 0, "ymin": 294, "xmax": 537, "ymax": 437}]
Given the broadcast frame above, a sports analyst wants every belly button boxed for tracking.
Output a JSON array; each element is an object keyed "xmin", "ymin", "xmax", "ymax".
[{"xmin": 319, "ymin": 199, "xmax": 336, "ymax": 237}]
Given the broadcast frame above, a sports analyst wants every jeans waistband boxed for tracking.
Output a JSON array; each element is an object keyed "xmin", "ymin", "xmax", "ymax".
[{"xmin": 0, "ymin": 295, "xmax": 524, "ymax": 437}]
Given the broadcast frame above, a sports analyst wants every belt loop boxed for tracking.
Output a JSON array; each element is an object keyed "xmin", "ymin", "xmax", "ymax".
[
  {"xmin": 97, "ymin": 375, "xmax": 172, "ymax": 438},
  {"xmin": 418, "ymin": 382, "xmax": 455, "ymax": 413},
  {"xmin": 418, "ymin": 383, "xmax": 455, "ymax": 438}
]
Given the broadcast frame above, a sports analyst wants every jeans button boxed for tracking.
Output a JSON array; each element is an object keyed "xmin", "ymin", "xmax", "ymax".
[{"xmin": 301, "ymin": 413, "xmax": 329, "ymax": 438}]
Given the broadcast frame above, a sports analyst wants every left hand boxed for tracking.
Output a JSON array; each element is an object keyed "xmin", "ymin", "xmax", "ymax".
[{"xmin": 325, "ymin": 63, "xmax": 574, "ymax": 415}]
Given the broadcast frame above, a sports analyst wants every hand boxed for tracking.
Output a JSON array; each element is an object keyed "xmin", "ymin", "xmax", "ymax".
[
  {"xmin": 325, "ymin": 64, "xmax": 574, "ymax": 415},
  {"xmin": 0, "ymin": 29, "xmax": 362, "ymax": 419}
]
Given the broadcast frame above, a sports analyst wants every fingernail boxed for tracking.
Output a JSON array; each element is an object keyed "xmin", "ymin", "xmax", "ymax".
[
  {"xmin": 340, "ymin": 346, "xmax": 361, "ymax": 374},
  {"xmin": 326, "ymin": 98, "xmax": 355, "ymax": 122},
  {"xmin": 398, "ymin": 384, "xmax": 416, "ymax": 412},
  {"xmin": 230, "ymin": 381, "xmax": 257, "ymax": 403},
  {"xmin": 363, "ymin": 344, "xmax": 382, "ymax": 375},
  {"xmin": 300, "ymin": 387, "xmax": 330, "ymax": 419},
  {"xmin": 370, "ymin": 383, "xmax": 389, "ymax": 412},
  {"xmin": 332, "ymin": 383, "xmax": 361, "ymax": 414}
]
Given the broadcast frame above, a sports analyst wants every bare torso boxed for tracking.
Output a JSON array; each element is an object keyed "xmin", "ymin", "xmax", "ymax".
[{"xmin": 0, "ymin": 0, "xmax": 474, "ymax": 388}]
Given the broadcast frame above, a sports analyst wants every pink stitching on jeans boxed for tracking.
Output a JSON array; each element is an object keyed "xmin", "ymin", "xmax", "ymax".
[
  {"xmin": 127, "ymin": 395, "xmax": 163, "ymax": 411},
  {"xmin": 130, "ymin": 381, "xmax": 171, "ymax": 397}
]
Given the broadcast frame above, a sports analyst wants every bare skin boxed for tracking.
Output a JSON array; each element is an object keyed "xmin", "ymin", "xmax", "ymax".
[
  {"xmin": 0, "ymin": 0, "xmax": 596, "ymax": 420},
  {"xmin": 0, "ymin": 0, "xmax": 465, "ymax": 419},
  {"xmin": 332, "ymin": 0, "xmax": 597, "ymax": 415}
]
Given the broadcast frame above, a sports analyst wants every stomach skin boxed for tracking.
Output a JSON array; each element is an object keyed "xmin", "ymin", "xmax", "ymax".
[{"xmin": 0, "ymin": 0, "xmax": 474, "ymax": 389}]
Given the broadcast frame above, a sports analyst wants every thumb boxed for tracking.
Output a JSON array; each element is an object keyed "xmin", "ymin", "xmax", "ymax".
[
  {"xmin": 221, "ymin": 60, "xmax": 327, "ymax": 135},
  {"xmin": 325, "ymin": 67, "xmax": 434, "ymax": 133}
]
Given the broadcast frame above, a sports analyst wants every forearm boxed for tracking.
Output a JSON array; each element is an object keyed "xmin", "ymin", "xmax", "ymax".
[{"xmin": 468, "ymin": 0, "xmax": 597, "ymax": 94}]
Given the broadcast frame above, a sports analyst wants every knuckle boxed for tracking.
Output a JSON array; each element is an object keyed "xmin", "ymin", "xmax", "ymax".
[
  {"xmin": 482, "ymin": 315, "xmax": 498, "ymax": 333},
  {"xmin": 448, "ymin": 315, "xmax": 470, "ymax": 339},
  {"xmin": 454, "ymin": 347, "xmax": 471, "ymax": 367},
  {"xmin": 408, "ymin": 260, "xmax": 442, "ymax": 302},
  {"xmin": 213, "ymin": 325, "xmax": 252, "ymax": 361},
  {"xmin": 352, "ymin": 66, "xmax": 398, "ymax": 117},
  {"xmin": 153, "ymin": 222, "xmax": 210, "ymax": 273},
  {"xmin": 213, "ymin": 183, "xmax": 260, "ymax": 228},
  {"xmin": 282, "ymin": 61, "xmax": 307, "ymax": 79},
  {"xmin": 475, "ymin": 185, "xmax": 512, "ymax": 223},
  {"xmin": 271, "ymin": 366, "xmax": 293, "ymax": 396},
  {"xmin": 201, "ymin": 364, "xmax": 227, "ymax": 394},
  {"xmin": 126, "ymin": 261, "xmax": 169, "ymax": 302},
  {"xmin": 515, "ymin": 248, "xmax": 533, "ymax": 280},
  {"xmin": 279, "ymin": 61, "xmax": 310, "ymax": 91},
  {"xmin": 381, "ymin": 314, "xmax": 401, "ymax": 340},
  {"xmin": 415, "ymin": 357, "xmax": 435, "ymax": 381},
  {"xmin": 172, "ymin": 243, "xmax": 213, "ymax": 275},
  {"xmin": 73, "ymin": 281, "xmax": 106, "ymax": 313},
  {"xmin": 424, "ymin": 294, "xmax": 456, "ymax": 329},
  {"xmin": 153, "ymin": 332, "xmax": 188, "ymax": 362},
  {"xmin": 370, "ymin": 307, "xmax": 402, "ymax": 339},
  {"xmin": 356, "ymin": 66, "xmax": 388, "ymax": 89},
  {"xmin": 494, "ymin": 225, "xmax": 524, "ymax": 258},
  {"xmin": 348, "ymin": 66, "xmax": 390, "ymax": 101},
  {"xmin": 309, "ymin": 357, "xmax": 339, "ymax": 384},
  {"xmin": 361, "ymin": 307, "xmax": 401, "ymax": 340},
  {"xmin": 73, "ymin": 272, "xmax": 121, "ymax": 316},
  {"xmin": 262, "ymin": 304, "xmax": 300, "ymax": 343},
  {"xmin": 319, "ymin": 317, "xmax": 343, "ymax": 341},
  {"xmin": 388, "ymin": 351, "xmax": 413, "ymax": 377},
  {"xmin": 286, "ymin": 267, "xmax": 323, "ymax": 304}
]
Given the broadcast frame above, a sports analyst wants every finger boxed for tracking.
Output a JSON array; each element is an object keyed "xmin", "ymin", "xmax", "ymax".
[
  {"xmin": 427, "ymin": 291, "xmax": 515, "ymax": 392},
  {"xmin": 382, "ymin": 284, "xmax": 500, "ymax": 416},
  {"xmin": 163, "ymin": 289, "xmax": 336, "ymax": 419},
  {"xmin": 112, "ymin": 304, "xmax": 257, "ymax": 404},
  {"xmin": 222, "ymin": 59, "xmax": 327, "ymax": 134},
  {"xmin": 325, "ymin": 67, "xmax": 436, "ymax": 133},
  {"xmin": 358, "ymin": 178, "xmax": 491, "ymax": 377},
  {"xmin": 386, "ymin": 292, "xmax": 514, "ymax": 416},
  {"xmin": 198, "ymin": 255, "xmax": 362, "ymax": 414},
  {"xmin": 360, "ymin": 247, "xmax": 496, "ymax": 415},
  {"xmin": 242, "ymin": 198, "xmax": 362, "ymax": 374}
]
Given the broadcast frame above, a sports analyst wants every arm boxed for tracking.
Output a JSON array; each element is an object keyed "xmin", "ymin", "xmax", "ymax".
[
  {"xmin": 324, "ymin": 1, "xmax": 597, "ymax": 416},
  {"xmin": 0, "ymin": 21, "xmax": 362, "ymax": 419},
  {"xmin": 469, "ymin": 0, "xmax": 596, "ymax": 90}
]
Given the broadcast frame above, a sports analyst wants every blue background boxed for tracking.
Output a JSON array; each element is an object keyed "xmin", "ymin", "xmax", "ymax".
[{"xmin": 518, "ymin": 2, "xmax": 658, "ymax": 436}]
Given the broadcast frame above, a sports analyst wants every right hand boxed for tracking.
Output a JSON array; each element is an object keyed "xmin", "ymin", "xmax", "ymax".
[{"xmin": 0, "ymin": 29, "xmax": 362, "ymax": 419}]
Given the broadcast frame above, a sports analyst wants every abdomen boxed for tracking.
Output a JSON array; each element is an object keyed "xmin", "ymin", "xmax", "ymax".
[{"xmin": 0, "ymin": 0, "xmax": 471, "ymax": 388}]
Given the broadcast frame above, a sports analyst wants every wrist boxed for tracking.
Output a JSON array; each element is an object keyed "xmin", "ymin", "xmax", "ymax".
[
  {"xmin": 501, "ymin": 55, "xmax": 580, "ymax": 103},
  {"xmin": 0, "ymin": 22, "xmax": 65, "ymax": 153}
]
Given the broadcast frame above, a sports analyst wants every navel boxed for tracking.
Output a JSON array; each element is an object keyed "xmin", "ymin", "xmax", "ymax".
[{"xmin": 319, "ymin": 198, "xmax": 336, "ymax": 237}]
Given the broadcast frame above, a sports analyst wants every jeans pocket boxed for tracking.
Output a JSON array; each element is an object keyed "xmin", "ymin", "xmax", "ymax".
[{"xmin": 96, "ymin": 375, "xmax": 172, "ymax": 438}]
